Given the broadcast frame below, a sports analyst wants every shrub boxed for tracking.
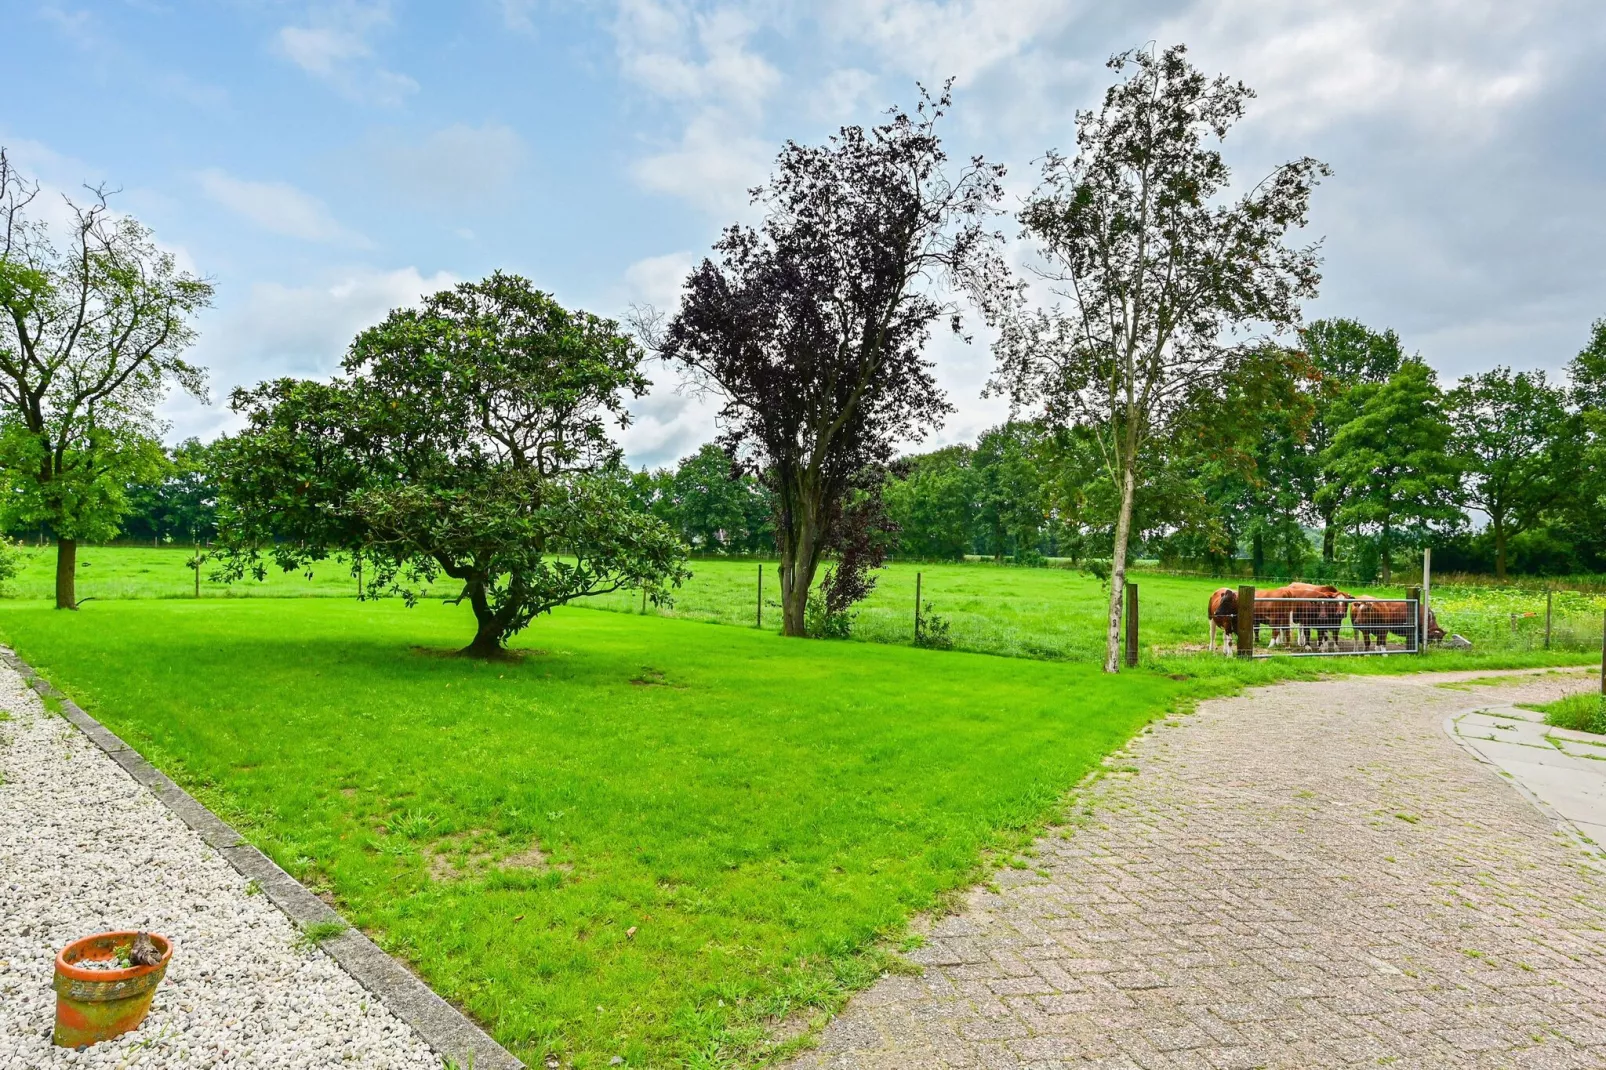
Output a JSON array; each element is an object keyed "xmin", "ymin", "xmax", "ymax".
[
  {"xmin": 0, "ymin": 539, "xmax": 19, "ymax": 595},
  {"xmin": 804, "ymin": 593, "xmax": 853, "ymax": 639},
  {"xmin": 914, "ymin": 602, "xmax": 953, "ymax": 650}
]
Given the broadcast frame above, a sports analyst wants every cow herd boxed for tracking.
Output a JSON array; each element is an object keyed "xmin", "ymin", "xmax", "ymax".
[{"xmin": 1208, "ymin": 584, "xmax": 1445, "ymax": 655}]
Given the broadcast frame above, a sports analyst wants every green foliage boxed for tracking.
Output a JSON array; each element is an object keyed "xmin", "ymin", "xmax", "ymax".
[
  {"xmin": 1446, "ymin": 368, "xmax": 1568, "ymax": 579},
  {"xmin": 214, "ymin": 273, "xmax": 689, "ymax": 654},
  {"xmin": 0, "ymin": 151, "xmax": 212, "ymax": 606},
  {"xmin": 0, "ymin": 538, "xmax": 19, "ymax": 594},
  {"xmin": 295, "ymin": 919, "xmax": 349, "ymax": 950},
  {"xmin": 913, "ymin": 601, "xmax": 953, "ymax": 649},
  {"xmin": 884, "ymin": 445, "xmax": 980, "ymax": 560},
  {"xmin": 120, "ymin": 438, "xmax": 219, "ymax": 543},
  {"xmin": 631, "ymin": 444, "xmax": 773, "ymax": 555},
  {"xmin": 1319, "ymin": 361, "xmax": 1463, "ymax": 582}
]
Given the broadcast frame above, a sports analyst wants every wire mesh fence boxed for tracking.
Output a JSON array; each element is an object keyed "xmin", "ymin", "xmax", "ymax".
[{"xmin": 1243, "ymin": 596, "xmax": 1422, "ymax": 658}]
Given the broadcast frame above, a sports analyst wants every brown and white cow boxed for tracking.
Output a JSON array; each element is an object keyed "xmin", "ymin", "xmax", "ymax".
[
  {"xmin": 1350, "ymin": 600, "xmax": 1446, "ymax": 650},
  {"xmin": 1208, "ymin": 588, "xmax": 1238, "ymax": 652}
]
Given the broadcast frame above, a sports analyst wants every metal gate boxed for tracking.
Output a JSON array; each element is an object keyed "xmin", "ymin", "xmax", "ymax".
[{"xmin": 1240, "ymin": 596, "xmax": 1423, "ymax": 657}]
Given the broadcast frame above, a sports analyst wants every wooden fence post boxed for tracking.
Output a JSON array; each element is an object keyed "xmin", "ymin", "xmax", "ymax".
[
  {"xmin": 1545, "ymin": 588, "xmax": 1552, "ymax": 650},
  {"xmin": 756, "ymin": 564, "xmax": 763, "ymax": 628},
  {"xmin": 915, "ymin": 572, "xmax": 923, "ymax": 641},
  {"xmin": 1236, "ymin": 585, "xmax": 1255, "ymax": 658},
  {"xmin": 1125, "ymin": 582, "xmax": 1139, "ymax": 668},
  {"xmin": 1406, "ymin": 586, "xmax": 1422, "ymax": 652},
  {"xmin": 1600, "ymin": 610, "xmax": 1604, "ymax": 697}
]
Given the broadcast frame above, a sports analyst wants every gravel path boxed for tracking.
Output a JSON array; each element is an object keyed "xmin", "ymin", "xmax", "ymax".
[
  {"xmin": 787, "ymin": 669, "xmax": 1606, "ymax": 1069},
  {"xmin": 0, "ymin": 661, "xmax": 444, "ymax": 1069}
]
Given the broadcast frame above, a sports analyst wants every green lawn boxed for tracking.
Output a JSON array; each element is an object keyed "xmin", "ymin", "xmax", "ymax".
[{"xmin": 0, "ymin": 598, "xmax": 1202, "ymax": 1067}]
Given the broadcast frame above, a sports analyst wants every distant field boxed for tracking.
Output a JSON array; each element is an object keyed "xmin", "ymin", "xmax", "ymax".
[{"xmin": 5, "ymin": 546, "xmax": 1601, "ymax": 664}]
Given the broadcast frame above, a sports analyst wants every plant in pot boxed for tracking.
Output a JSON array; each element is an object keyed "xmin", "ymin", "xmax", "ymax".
[{"xmin": 53, "ymin": 930, "xmax": 172, "ymax": 1048}]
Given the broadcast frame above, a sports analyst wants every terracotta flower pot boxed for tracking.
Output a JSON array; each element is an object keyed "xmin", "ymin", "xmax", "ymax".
[{"xmin": 52, "ymin": 931, "xmax": 172, "ymax": 1048}]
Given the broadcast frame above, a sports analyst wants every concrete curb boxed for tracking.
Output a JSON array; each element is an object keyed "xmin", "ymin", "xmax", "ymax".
[{"xmin": 0, "ymin": 646, "xmax": 524, "ymax": 1070}]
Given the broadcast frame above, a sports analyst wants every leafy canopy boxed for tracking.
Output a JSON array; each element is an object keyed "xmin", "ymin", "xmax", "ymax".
[{"xmin": 215, "ymin": 272, "xmax": 688, "ymax": 654}]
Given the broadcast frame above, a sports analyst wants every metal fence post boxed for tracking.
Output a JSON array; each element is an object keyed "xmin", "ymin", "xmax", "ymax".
[
  {"xmin": 1406, "ymin": 586, "xmax": 1422, "ymax": 652},
  {"xmin": 1236, "ymin": 585, "xmax": 1255, "ymax": 658},
  {"xmin": 1125, "ymin": 582, "xmax": 1139, "ymax": 668}
]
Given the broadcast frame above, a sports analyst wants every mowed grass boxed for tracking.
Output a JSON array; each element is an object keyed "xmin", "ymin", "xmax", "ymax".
[{"xmin": 0, "ymin": 598, "xmax": 1195, "ymax": 1066}]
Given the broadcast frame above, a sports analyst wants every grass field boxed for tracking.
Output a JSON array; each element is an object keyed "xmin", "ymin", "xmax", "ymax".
[
  {"xmin": 0, "ymin": 548, "xmax": 1600, "ymax": 1066},
  {"xmin": 10, "ymin": 545, "xmax": 1603, "ymax": 662}
]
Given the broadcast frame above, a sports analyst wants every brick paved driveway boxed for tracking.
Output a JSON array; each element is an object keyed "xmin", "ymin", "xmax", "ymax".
[{"xmin": 786, "ymin": 670, "xmax": 1606, "ymax": 1069}]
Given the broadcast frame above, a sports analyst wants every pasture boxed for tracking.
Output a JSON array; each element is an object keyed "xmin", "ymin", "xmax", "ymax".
[{"xmin": 7, "ymin": 545, "xmax": 1603, "ymax": 664}]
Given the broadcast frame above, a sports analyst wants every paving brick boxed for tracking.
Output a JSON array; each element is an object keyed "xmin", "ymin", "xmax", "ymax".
[{"xmin": 784, "ymin": 671, "xmax": 1606, "ymax": 1069}]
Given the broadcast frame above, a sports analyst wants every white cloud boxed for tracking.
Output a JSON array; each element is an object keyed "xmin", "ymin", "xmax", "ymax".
[
  {"xmin": 197, "ymin": 168, "xmax": 365, "ymax": 245},
  {"xmin": 275, "ymin": 1, "xmax": 418, "ymax": 106},
  {"xmin": 613, "ymin": 0, "xmax": 782, "ymax": 213},
  {"xmin": 821, "ymin": 0, "xmax": 1078, "ymax": 85},
  {"xmin": 624, "ymin": 250, "xmax": 696, "ymax": 309},
  {"xmin": 192, "ymin": 266, "xmax": 455, "ymax": 381},
  {"xmin": 500, "ymin": 0, "xmax": 540, "ymax": 34},
  {"xmin": 631, "ymin": 114, "xmax": 770, "ymax": 215},
  {"xmin": 363, "ymin": 122, "xmax": 529, "ymax": 208},
  {"xmin": 1156, "ymin": 0, "xmax": 1554, "ymax": 139},
  {"xmin": 812, "ymin": 68, "xmax": 879, "ymax": 122}
]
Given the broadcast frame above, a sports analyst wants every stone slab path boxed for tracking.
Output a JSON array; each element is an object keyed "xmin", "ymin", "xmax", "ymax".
[
  {"xmin": 1451, "ymin": 694, "xmax": 1606, "ymax": 850},
  {"xmin": 787, "ymin": 669, "xmax": 1606, "ymax": 1070}
]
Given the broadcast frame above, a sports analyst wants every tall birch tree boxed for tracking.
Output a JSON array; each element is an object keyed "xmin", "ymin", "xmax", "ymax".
[{"xmin": 991, "ymin": 45, "xmax": 1327, "ymax": 671}]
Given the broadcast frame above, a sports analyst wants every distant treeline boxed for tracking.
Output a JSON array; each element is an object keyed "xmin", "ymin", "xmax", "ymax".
[{"xmin": 17, "ymin": 318, "xmax": 1606, "ymax": 586}]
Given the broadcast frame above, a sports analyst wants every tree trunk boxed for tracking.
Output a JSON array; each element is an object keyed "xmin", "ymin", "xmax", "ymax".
[
  {"xmin": 1321, "ymin": 513, "xmax": 1336, "ymax": 563},
  {"xmin": 459, "ymin": 576, "xmax": 505, "ymax": 657},
  {"xmin": 1380, "ymin": 521, "xmax": 1392, "ymax": 585},
  {"xmin": 1251, "ymin": 530, "xmax": 1265, "ymax": 578},
  {"xmin": 777, "ymin": 470, "xmax": 825, "ymax": 638},
  {"xmin": 55, "ymin": 539, "xmax": 78, "ymax": 610},
  {"xmin": 1104, "ymin": 461, "xmax": 1137, "ymax": 674},
  {"xmin": 1494, "ymin": 517, "xmax": 1508, "ymax": 581}
]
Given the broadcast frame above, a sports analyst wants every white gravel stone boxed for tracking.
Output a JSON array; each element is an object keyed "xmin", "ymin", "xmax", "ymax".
[{"xmin": 0, "ymin": 661, "xmax": 444, "ymax": 1069}]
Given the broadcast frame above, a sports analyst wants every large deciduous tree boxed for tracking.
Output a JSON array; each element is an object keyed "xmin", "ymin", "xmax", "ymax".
[
  {"xmin": 1299, "ymin": 317, "xmax": 1406, "ymax": 561},
  {"xmin": 1319, "ymin": 360, "xmax": 1463, "ymax": 583},
  {"xmin": 214, "ymin": 273, "xmax": 689, "ymax": 657},
  {"xmin": 991, "ymin": 45, "xmax": 1327, "ymax": 672},
  {"xmin": 0, "ymin": 149, "xmax": 213, "ymax": 608},
  {"xmin": 1446, "ymin": 368, "xmax": 1567, "ymax": 580},
  {"xmin": 653, "ymin": 86, "xmax": 1010, "ymax": 637}
]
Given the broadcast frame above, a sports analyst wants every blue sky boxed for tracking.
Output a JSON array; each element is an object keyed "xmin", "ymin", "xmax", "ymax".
[{"xmin": 5, "ymin": 1, "xmax": 1604, "ymax": 467}]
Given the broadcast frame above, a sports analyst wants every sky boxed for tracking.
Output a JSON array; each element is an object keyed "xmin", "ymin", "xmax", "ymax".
[{"xmin": 4, "ymin": 0, "xmax": 1604, "ymax": 468}]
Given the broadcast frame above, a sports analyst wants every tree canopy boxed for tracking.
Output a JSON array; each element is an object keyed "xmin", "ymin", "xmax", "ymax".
[
  {"xmin": 0, "ymin": 148, "xmax": 213, "ymax": 607},
  {"xmin": 215, "ymin": 273, "xmax": 688, "ymax": 656},
  {"xmin": 991, "ymin": 44, "xmax": 1327, "ymax": 670},
  {"xmin": 654, "ymin": 84, "xmax": 1010, "ymax": 637}
]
